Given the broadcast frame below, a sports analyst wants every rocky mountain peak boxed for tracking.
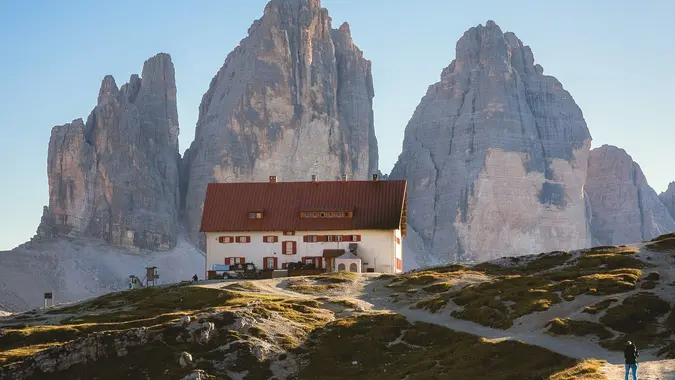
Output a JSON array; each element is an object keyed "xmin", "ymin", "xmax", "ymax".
[
  {"xmin": 391, "ymin": 20, "xmax": 592, "ymax": 266},
  {"xmin": 585, "ymin": 144, "xmax": 675, "ymax": 245},
  {"xmin": 658, "ymin": 181, "xmax": 675, "ymax": 220},
  {"xmin": 97, "ymin": 75, "xmax": 119, "ymax": 105},
  {"xmin": 34, "ymin": 53, "xmax": 182, "ymax": 251},
  {"xmin": 182, "ymin": 0, "xmax": 378, "ymax": 246}
]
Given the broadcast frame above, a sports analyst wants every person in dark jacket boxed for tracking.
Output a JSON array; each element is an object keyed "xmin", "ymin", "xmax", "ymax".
[{"xmin": 624, "ymin": 340, "xmax": 638, "ymax": 380}]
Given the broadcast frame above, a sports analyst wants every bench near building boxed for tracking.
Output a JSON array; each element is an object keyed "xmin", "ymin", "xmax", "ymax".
[{"xmin": 199, "ymin": 174, "xmax": 407, "ymax": 277}]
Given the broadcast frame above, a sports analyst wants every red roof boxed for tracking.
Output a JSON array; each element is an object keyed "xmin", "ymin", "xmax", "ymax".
[{"xmin": 199, "ymin": 179, "xmax": 407, "ymax": 233}]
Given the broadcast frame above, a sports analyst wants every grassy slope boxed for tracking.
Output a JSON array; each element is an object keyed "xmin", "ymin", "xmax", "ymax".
[
  {"xmin": 389, "ymin": 234, "xmax": 675, "ymax": 356},
  {"xmin": 0, "ymin": 280, "xmax": 604, "ymax": 379}
]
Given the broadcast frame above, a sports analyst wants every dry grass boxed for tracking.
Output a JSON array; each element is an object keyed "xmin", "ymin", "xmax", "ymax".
[
  {"xmin": 599, "ymin": 292, "xmax": 671, "ymax": 350},
  {"xmin": 549, "ymin": 360, "xmax": 607, "ymax": 380},
  {"xmin": 439, "ymin": 247, "xmax": 645, "ymax": 329},
  {"xmin": 645, "ymin": 233, "xmax": 675, "ymax": 251},
  {"xmin": 546, "ymin": 318, "xmax": 613, "ymax": 340},
  {"xmin": 298, "ymin": 313, "xmax": 605, "ymax": 380},
  {"xmin": 582, "ymin": 299, "xmax": 618, "ymax": 315}
]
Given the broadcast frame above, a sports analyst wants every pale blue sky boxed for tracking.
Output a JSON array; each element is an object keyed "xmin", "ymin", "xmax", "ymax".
[{"xmin": 1, "ymin": 0, "xmax": 673, "ymax": 251}]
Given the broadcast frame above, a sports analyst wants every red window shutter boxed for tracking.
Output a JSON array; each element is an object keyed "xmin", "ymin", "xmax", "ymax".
[
  {"xmin": 273, "ymin": 257, "xmax": 278, "ymax": 270},
  {"xmin": 316, "ymin": 257, "xmax": 323, "ymax": 269},
  {"xmin": 274, "ymin": 236, "xmax": 279, "ymax": 242},
  {"xmin": 240, "ymin": 258, "xmax": 245, "ymax": 264},
  {"xmin": 246, "ymin": 236, "xmax": 251, "ymax": 243},
  {"xmin": 353, "ymin": 235, "xmax": 361, "ymax": 242},
  {"xmin": 303, "ymin": 235, "xmax": 309, "ymax": 242},
  {"xmin": 292, "ymin": 241, "xmax": 297, "ymax": 254},
  {"xmin": 219, "ymin": 236, "xmax": 223, "ymax": 243},
  {"xmin": 343, "ymin": 235, "xmax": 352, "ymax": 242},
  {"xmin": 225, "ymin": 258, "xmax": 231, "ymax": 265},
  {"xmin": 317, "ymin": 235, "xmax": 326, "ymax": 242},
  {"xmin": 282, "ymin": 263, "xmax": 288, "ymax": 269}
]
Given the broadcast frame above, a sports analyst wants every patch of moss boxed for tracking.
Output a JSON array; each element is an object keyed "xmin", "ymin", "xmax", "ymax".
[
  {"xmin": 421, "ymin": 281, "xmax": 454, "ymax": 293},
  {"xmin": 599, "ymin": 292, "xmax": 671, "ymax": 351},
  {"xmin": 414, "ymin": 294, "xmax": 452, "ymax": 313},
  {"xmin": 546, "ymin": 318, "xmax": 613, "ymax": 340},
  {"xmin": 299, "ymin": 313, "xmax": 603, "ymax": 380},
  {"xmin": 600, "ymin": 293, "xmax": 671, "ymax": 333},
  {"xmin": 645, "ymin": 234, "xmax": 675, "ymax": 251},
  {"xmin": 449, "ymin": 275, "xmax": 561, "ymax": 329},
  {"xmin": 582, "ymin": 299, "xmax": 618, "ymax": 315}
]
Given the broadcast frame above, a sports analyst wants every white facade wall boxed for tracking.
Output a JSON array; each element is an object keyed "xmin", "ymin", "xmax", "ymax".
[{"xmin": 204, "ymin": 229, "xmax": 403, "ymax": 276}]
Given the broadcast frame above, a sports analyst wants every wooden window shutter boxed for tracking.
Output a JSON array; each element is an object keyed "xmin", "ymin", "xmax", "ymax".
[
  {"xmin": 273, "ymin": 257, "xmax": 278, "ymax": 270},
  {"xmin": 282, "ymin": 262, "xmax": 288, "ymax": 269},
  {"xmin": 318, "ymin": 235, "xmax": 326, "ymax": 242},
  {"xmin": 343, "ymin": 235, "xmax": 351, "ymax": 242},
  {"xmin": 225, "ymin": 258, "xmax": 231, "ymax": 265},
  {"xmin": 352, "ymin": 235, "xmax": 361, "ymax": 242},
  {"xmin": 303, "ymin": 235, "xmax": 309, "ymax": 242},
  {"xmin": 292, "ymin": 241, "xmax": 297, "ymax": 254},
  {"xmin": 274, "ymin": 236, "xmax": 279, "ymax": 242}
]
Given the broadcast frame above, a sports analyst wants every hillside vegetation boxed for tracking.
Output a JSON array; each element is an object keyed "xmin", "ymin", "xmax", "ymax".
[{"xmin": 1, "ymin": 276, "xmax": 604, "ymax": 379}]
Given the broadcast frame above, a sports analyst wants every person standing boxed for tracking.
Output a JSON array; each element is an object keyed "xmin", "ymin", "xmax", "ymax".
[{"xmin": 624, "ymin": 340, "xmax": 638, "ymax": 380}]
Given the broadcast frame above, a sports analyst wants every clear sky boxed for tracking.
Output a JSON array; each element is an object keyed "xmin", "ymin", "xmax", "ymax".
[{"xmin": 1, "ymin": 0, "xmax": 673, "ymax": 251}]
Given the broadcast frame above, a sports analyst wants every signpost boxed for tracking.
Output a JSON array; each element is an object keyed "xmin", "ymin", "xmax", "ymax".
[{"xmin": 43, "ymin": 292, "xmax": 54, "ymax": 309}]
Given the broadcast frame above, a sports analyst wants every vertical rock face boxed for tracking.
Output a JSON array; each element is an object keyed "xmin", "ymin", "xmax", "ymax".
[
  {"xmin": 659, "ymin": 182, "xmax": 675, "ymax": 220},
  {"xmin": 586, "ymin": 145, "xmax": 675, "ymax": 245},
  {"xmin": 390, "ymin": 21, "xmax": 592, "ymax": 265},
  {"xmin": 183, "ymin": 0, "xmax": 378, "ymax": 244},
  {"xmin": 37, "ymin": 53, "xmax": 181, "ymax": 251}
]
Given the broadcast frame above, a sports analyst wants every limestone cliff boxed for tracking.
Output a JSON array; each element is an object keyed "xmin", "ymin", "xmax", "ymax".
[
  {"xmin": 35, "ymin": 53, "xmax": 182, "ymax": 251},
  {"xmin": 182, "ymin": 0, "xmax": 378, "ymax": 244},
  {"xmin": 658, "ymin": 182, "xmax": 675, "ymax": 220},
  {"xmin": 391, "ymin": 21, "xmax": 593, "ymax": 265},
  {"xmin": 586, "ymin": 145, "xmax": 675, "ymax": 245}
]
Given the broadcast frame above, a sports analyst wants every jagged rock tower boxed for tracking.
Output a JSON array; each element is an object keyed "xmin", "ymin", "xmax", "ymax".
[
  {"xmin": 585, "ymin": 145, "xmax": 675, "ymax": 245},
  {"xmin": 391, "ymin": 21, "xmax": 593, "ymax": 266},
  {"xmin": 35, "ymin": 54, "xmax": 182, "ymax": 250},
  {"xmin": 659, "ymin": 182, "xmax": 675, "ymax": 221},
  {"xmin": 182, "ymin": 0, "xmax": 378, "ymax": 245}
]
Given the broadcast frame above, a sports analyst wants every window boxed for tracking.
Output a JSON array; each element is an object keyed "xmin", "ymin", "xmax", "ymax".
[
  {"xmin": 283, "ymin": 241, "xmax": 297, "ymax": 255},
  {"xmin": 346, "ymin": 211, "xmax": 353, "ymax": 218},
  {"xmin": 319, "ymin": 212, "xmax": 326, "ymax": 218},
  {"xmin": 283, "ymin": 231, "xmax": 295, "ymax": 236},
  {"xmin": 249, "ymin": 212, "xmax": 263, "ymax": 219},
  {"xmin": 336, "ymin": 211, "xmax": 342, "ymax": 217},
  {"xmin": 218, "ymin": 236, "xmax": 233, "ymax": 243},
  {"xmin": 336, "ymin": 235, "xmax": 344, "ymax": 242},
  {"xmin": 236, "ymin": 236, "xmax": 251, "ymax": 243},
  {"xmin": 263, "ymin": 235, "xmax": 278, "ymax": 243},
  {"xmin": 303, "ymin": 235, "xmax": 318, "ymax": 242},
  {"xmin": 225, "ymin": 257, "xmax": 245, "ymax": 265},
  {"xmin": 342, "ymin": 235, "xmax": 361, "ymax": 242},
  {"xmin": 326, "ymin": 235, "xmax": 334, "ymax": 242},
  {"xmin": 312, "ymin": 212, "xmax": 318, "ymax": 218},
  {"xmin": 302, "ymin": 256, "xmax": 323, "ymax": 269},
  {"xmin": 304, "ymin": 212, "xmax": 310, "ymax": 218},
  {"xmin": 327, "ymin": 212, "xmax": 333, "ymax": 218},
  {"xmin": 395, "ymin": 258, "xmax": 403, "ymax": 271}
]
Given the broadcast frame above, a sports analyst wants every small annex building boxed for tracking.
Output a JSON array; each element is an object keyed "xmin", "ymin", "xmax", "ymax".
[{"xmin": 199, "ymin": 174, "xmax": 407, "ymax": 276}]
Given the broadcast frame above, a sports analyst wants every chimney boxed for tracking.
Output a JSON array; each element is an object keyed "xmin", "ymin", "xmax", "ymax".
[
  {"xmin": 341, "ymin": 174, "xmax": 348, "ymax": 181},
  {"xmin": 269, "ymin": 175, "xmax": 277, "ymax": 183},
  {"xmin": 312, "ymin": 175, "xmax": 317, "ymax": 182},
  {"xmin": 372, "ymin": 173, "xmax": 379, "ymax": 182}
]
